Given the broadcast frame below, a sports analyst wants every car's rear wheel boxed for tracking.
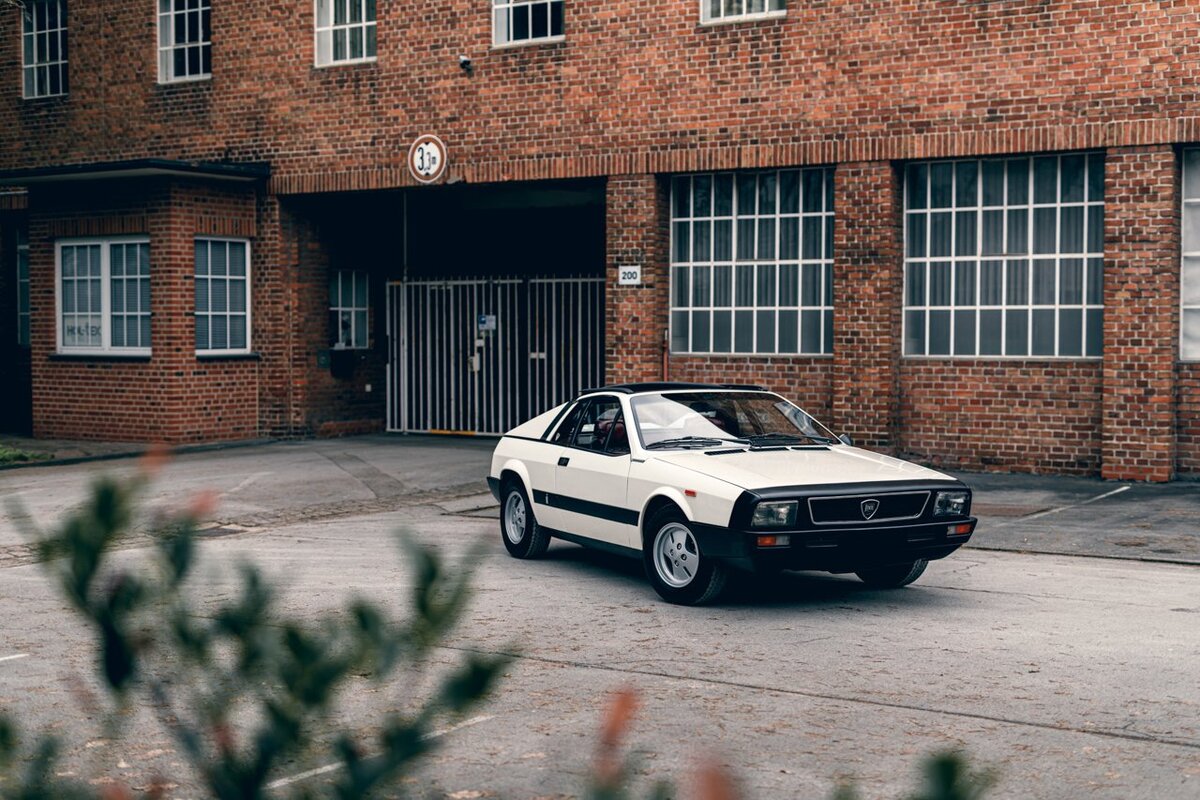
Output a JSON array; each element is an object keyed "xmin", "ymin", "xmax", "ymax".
[
  {"xmin": 855, "ymin": 559, "xmax": 928, "ymax": 588},
  {"xmin": 500, "ymin": 480, "xmax": 550, "ymax": 559},
  {"xmin": 643, "ymin": 508, "xmax": 727, "ymax": 605}
]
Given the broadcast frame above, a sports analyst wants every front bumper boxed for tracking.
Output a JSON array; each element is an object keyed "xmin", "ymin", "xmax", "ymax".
[{"xmin": 692, "ymin": 517, "xmax": 977, "ymax": 573}]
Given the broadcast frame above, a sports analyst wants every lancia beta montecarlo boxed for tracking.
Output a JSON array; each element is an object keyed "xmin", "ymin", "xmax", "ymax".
[{"xmin": 487, "ymin": 383, "xmax": 978, "ymax": 605}]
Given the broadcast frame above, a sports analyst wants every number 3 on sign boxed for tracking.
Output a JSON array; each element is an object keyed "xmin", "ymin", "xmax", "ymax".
[
  {"xmin": 408, "ymin": 135, "xmax": 448, "ymax": 184},
  {"xmin": 618, "ymin": 265, "xmax": 642, "ymax": 286}
]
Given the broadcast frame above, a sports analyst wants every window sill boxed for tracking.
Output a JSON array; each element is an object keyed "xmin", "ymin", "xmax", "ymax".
[
  {"xmin": 901, "ymin": 355, "xmax": 1103, "ymax": 362},
  {"xmin": 21, "ymin": 92, "xmax": 69, "ymax": 103},
  {"xmin": 314, "ymin": 57, "xmax": 378, "ymax": 70},
  {"xmin": 491, "ymin": 35, "xmax": 566, "ymax": 51},
  {"xmin": 671, "ymin": 352, "xmax": 833, "ymax": 359},
  {"xmin": 196, "ymin": 351, "xmax": 260, "ymax": 361},
  {"xmin": 49, "ymin": 352, "xmax": 152, "ymax": 362},
  {"xmin": 156, "ymin": 75, "xmax": 212, "ymax": 87},
  {"xmin": 698, "ymin": 10, "xmax": 786, "ymax": 28}
]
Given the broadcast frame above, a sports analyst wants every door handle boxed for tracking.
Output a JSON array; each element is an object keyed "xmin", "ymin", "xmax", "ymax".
[{"xmin": 558, "ymin": 456, "xmax": 570, "ymax": 467}]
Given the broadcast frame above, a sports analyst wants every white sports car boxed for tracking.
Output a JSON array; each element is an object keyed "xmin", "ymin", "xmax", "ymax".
[{"xmin": 487, "ymin": 383, "xmax": 977, "ymax": 605}]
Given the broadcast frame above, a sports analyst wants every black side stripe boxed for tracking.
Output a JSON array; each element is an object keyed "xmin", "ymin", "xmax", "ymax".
[{"xmin": 532, "ymin": 490, "xmax": 640, "ymax": 527}]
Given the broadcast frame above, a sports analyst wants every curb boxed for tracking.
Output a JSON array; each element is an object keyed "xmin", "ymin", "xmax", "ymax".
[{"xmin": 0, "ymin": 438, "xmax": 278, "ymax": 472}]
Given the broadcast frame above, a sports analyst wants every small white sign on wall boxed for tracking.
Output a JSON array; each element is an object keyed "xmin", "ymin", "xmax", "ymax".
[{"xmin": 618, "ymin": 265, "xmax": 642, "ymax": 286}]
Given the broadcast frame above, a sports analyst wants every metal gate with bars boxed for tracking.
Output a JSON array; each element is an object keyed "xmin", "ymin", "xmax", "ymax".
[{"xmin": 388, "ymin": 276, "xmax": 605, "ymax": 435}]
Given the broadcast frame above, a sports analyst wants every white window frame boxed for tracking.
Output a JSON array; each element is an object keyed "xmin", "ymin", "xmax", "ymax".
[
  {"xmin": 21, "ymin": 0, "xmax": 69, "ymax": 99},
  {"xmin": 699, "ymin": 0, "xmax": 786, "ymax": 27},
  {"xmin": 157, "ymin": 0, "xmax": 212, "ymax": 84},
  {"xmin": 314, "ymin": 0, "xmax": 377, "ymax": 67},
  {"xmin": 669, "ymin": 168, "xmax": 836, "ymax": 357},
  {"xmin": 16, "ymin": 230, "xmax": 30, "ymax": 347},
  {"xmin": 330, "ymin": 269, "xmax": 369, "ymax": 350},
  {"xmin": 194, "ymin": 237, "xmax": 252, "ymax": 356},
  {"xmin": 1182, "ymin": 147, "xmax": 1200, "ymax": 361},
  {"xmin": 902, "ymin": 153, "xmax": 1105, "ymax": 360},
  {"xmin": 492, "ymin": 0, "xmax": 565, "ymax": 49},
  {"xmin": 54, "ymin": 237, "xmax": 152, "ymax": 357}
]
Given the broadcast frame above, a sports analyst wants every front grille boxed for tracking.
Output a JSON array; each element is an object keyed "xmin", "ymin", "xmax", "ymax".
[{"xmin": 807, "ymin": 491, "xmax": 931, "ymax": 525}]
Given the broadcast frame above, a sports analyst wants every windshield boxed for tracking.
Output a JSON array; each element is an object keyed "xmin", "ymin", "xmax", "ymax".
[{"xmin": 629, "ymin": 391, "xmax": 839, "ymax": 449}]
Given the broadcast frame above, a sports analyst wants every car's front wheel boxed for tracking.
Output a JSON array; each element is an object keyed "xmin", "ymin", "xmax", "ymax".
[
  {"xmin": 643, "ymin": 508, "xmax": 727, "ymax": 605},
  {"xmin": 500, "ymin": 480, "xmax": 550, "ymax": 559},
  {"xmin": 855, "ymin": 559, "xmax": 928, "ymax": 588}
]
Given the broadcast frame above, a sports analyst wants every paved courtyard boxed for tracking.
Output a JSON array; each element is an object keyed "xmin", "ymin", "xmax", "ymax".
[{"xmin": 0, "ymin": 436, "xmax": 1197, "ymax": 798}]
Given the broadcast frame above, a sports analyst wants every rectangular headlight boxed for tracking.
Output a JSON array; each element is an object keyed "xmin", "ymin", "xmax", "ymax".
[
  {"xmin": 933, "ymin": 491, "xmax": 969, "ymax": 517},
  {"xmin": 752, "ymin": 501, "xmax": 797, "ymax": 528}
]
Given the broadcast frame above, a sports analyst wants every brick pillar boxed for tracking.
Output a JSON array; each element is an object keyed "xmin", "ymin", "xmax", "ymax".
[
  {"xmin": 1102, "ymin": 146, "xmax": 1179, "ymax": 482},
  {"xmin": 831, "ymin": 161, "xmax": 903, "ymax": 450},
  {"xmin": 605, "ymin": 174, "xmax": 669, "ymax": 384}
]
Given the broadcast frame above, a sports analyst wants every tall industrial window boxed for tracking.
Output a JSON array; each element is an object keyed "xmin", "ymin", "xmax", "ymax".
[
  {"xmin": 1184, "ymin": 149, "xmax": 1200, "ymax": 360},
  {"xmin": 57, "ymin": 239, "xmax": 150, "ymax": 354},
  {"xmin": 22, "ymin": 0, "xmax": 68, "ymax": 98},
  {"xmin": 903, "ymin": 154, "xmax": 1104, "ymax": 358},
  {"xmin": 158, "ymin": 0, "xmax": 211, "ymax": 82},
  {"xmin": 195, "ymin": 239, "xmax": 250, "ymax": 354},
  {"xmin": 670, "ymin": 169, "xmax": 835, "ymax": 356},
  {"xmin": 701, "ymin": 0, "xmax": 785, "ymax": 25},
  {"xmin": 493, "ymin": 0, "xmax": 563, "ymax": 46},
  {"xmin": 17, "ymin": 230, "xmax": 30, "ymax": 347},
  {"xmin": 315, "ymin": 0, "xmax": 376, "ymax": 65},
  {"xmin": 330, "ymin": 269, "xmax": 368, "ymax": 349}
]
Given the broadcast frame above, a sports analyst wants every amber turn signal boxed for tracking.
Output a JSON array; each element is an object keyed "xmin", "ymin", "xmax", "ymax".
[
  {"xmin": 948, "ymin": 523, "xmax": 973, "ymax": 536},
  {"xmin": 756, "ymin": 534, "xmax": 791, "ymax": 548}
]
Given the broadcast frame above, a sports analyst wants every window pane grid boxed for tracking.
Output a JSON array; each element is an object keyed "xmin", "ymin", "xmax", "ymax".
[
  {"xmin": 330, "ymin": 269, "xmax": 369, "ymax": 349},
  {"xmin": 17, "ymin": 231, "xmax": 30, "ymax": 346},
  {"xmin": 194, "ymin": 239, "xmax": 250, "ymax": 353},
  {"xmin": 701, "ymin": 0, "xmax": 786, "ymax": 24},
  {"xmin": 1183, "ymin": 148, "xmax": 1200, "ymax": 360},
  {"xmin": 22, "ymin": 0, "xmax": 68, "ymax": 99},
  {"xmin": 493, "ymin": 0, "xmax": 564, "ymax": 46},
  {"xmin": 315, "ymin": 0, "xmax": 377, "ymax": 65},
  {"xmin": 670, "ymin": 168, "xmax": 834, "ymax": 356},
  {"xmin": 158, "ymin": 0, "xmax": 211, "ymax": 82},
  {"xmin": 59, "ymin": 240, "xmax": 148, "ymax": 353},
  {"xmin": 904, "ymin": 154, "xmax": 1104, "ymax": 358}
]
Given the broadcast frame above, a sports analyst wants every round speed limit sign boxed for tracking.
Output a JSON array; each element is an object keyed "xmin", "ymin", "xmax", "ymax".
[{"xmin": 408, "ymin": 134, "xmax": 448, "ymax": 184}]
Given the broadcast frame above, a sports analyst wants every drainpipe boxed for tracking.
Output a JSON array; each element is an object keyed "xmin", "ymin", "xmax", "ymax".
[{"xmin": 662, "ymin": 328, "xmax": 669, "ymax": 381}]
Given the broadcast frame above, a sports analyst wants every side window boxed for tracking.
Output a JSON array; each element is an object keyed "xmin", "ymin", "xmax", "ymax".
[
  {"xmin": 576, "ymin": 397, "xmax": 623, "ymax": 452},
  {"xmin": 550, "ymin": 401, "xmax": 585, "ymax": 445}
]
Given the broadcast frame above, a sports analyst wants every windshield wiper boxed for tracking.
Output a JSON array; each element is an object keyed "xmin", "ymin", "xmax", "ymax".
[
  {"xmin": 746, "ymin": 432, "xmax": 836, "ymax": 446},
  {"xmin": 645, "ymin": 436, "xmax": 739, "ymax": 450}
]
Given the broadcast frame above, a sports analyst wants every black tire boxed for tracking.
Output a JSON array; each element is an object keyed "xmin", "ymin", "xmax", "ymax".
[
  {"xmin": 855, "ymin": 559, "xmax": 928, "ymax": 588},
  {"xmin": 500, "ymin": 480, "xmax": 550, "ymax": 559},
  {"xmin": 642, "ymin": 507, "xmax": 727, "ymax": 606}
]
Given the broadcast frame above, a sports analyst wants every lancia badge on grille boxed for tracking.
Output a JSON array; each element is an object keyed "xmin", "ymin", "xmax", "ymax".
[{"xmin": 861, "ymin": 499, "xmax": 880, "ymax": 520}]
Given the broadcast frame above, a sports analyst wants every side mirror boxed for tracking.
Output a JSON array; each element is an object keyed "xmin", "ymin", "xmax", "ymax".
[{"xmin": 838, "ymin": 433, "xmax": 853, "ymax": 447}]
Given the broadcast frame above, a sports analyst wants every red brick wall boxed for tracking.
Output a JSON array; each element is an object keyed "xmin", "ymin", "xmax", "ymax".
[
  {"xmin": 28, "ymin": 180, "xmax": 262, "ymax": 443},
  {"xmin": 606, "ymin": 175, "xmax": 668, "ymax": 384},
  {"xmin": 669, "ymin": 356, "xmax": 833, "ymax": 421},
  {"xmin": 831, "ymin": 161, "xmax": 903, "ymax": 449},
  {"xmin": 1101, "ymin": 146, "xmax": 1179, "ymax": 481},
  {"xmin": 1178, "ymin": 364, "xmax": 1200, "ymax": 476},
  {"xmin": 900, "ymin": 361, "xmax": 1104, "ymax": 475},
  {"xmin": 3, "ymin": 2, "xmax": 1200, "ymax": 191}
]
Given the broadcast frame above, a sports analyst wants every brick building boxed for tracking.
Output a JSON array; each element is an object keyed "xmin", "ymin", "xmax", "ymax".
[{"xmin": 1, "ymin": 0, "xmax": 1198, "ymax": 481}]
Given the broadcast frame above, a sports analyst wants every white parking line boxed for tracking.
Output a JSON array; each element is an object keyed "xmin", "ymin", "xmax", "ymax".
[
  {"xmin": 0, "ymin": 654, "xmax": 30, "ymax": 664},
  {"xmin": 992, "ymin": 485, "xmax": 1132, "ymax": 528},
  {"xmin": 264, "ymin": 714, "xmax": 496, "ymax": 791}
]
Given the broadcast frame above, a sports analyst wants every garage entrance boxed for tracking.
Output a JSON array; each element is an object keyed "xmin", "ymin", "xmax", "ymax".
[{"xmin": 386, "ymin": 178, "xmax": 606, "ymax": 435}]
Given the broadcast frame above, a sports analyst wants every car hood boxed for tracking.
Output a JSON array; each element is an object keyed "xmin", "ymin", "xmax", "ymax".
[{"xmin": 648, "ymin": 445, "xmax": 956, "ymax": 491}]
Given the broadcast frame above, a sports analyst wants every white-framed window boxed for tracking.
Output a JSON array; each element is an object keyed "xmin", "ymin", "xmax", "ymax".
[
  {"xmin": 700, "ymin": 0, "xmax": 785, "ymax": 25},
  {"xmin": 493, "ymin": 0, "xmax": 563, "ymax": 47},
  {"xmin": 330, "ymin": 269, "xmax": 368, "ymax": 349},
  {"xmin": 16, "ymin": 230, "xmax": 30, "ymax": 347},
  {"xmin": 158, "ymin": 0, "xmax": 211, "ymax": 83},
  {"xmin": 56, "ymin": 238, "xmax": 151, "ymax": 355},
  {"xmin": 670, "ymin": 168, "xmax": 835, "ymax": 356},
  {"xmin": 1182, "ymin": 149, "xmax": 1200, "ymax": 361},
  {"xmin": 22, "ymin": 0, "xmax": 68, "ymax": 98},
  {"xmin": 194, "ymin": 238, "xmax": 250, "ymax": 354},
  {"xmin": 903, "ymin": 153, "xmax": 1105, "ymax": 358},
  {"xmin": 315, "ymin": 0, "xmax": 376, "ymax": 66}
]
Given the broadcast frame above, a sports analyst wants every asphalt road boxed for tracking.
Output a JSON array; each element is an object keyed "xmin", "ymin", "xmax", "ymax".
[{"xmin": 1, "ymin": 498, "xmax": 1197, "ymax": 799}]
